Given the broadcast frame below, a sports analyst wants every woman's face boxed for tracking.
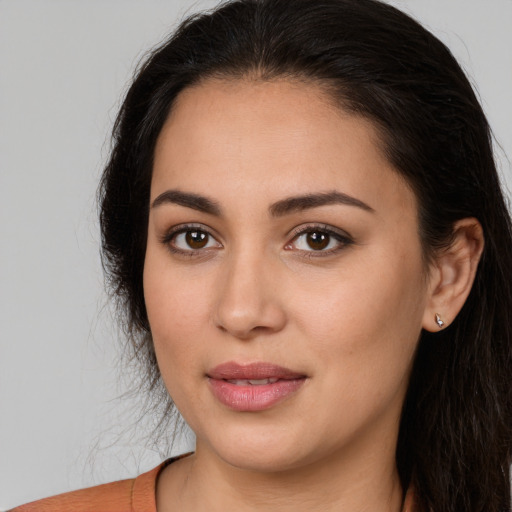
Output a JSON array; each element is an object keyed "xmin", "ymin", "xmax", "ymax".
[{"xmin": 144, "ymin": 79, "xmax": 432, "ymax": 472}]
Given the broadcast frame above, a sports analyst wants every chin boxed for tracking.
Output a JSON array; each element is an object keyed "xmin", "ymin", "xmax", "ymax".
[
  {"xmin": 198, "ymin": 422, "xmax": 323, "ymax": 473},
  {"xmin": 218, "ymin": 446, "xmax": 305, "ymax": 473}
]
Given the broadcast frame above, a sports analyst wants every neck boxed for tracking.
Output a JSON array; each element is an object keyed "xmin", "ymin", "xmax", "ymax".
[{"xmin": 161, "ymin": 436, "xmax": 404, "ymax": 512}]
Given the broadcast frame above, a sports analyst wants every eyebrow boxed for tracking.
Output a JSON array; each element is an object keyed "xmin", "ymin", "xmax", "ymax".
[
  {"xmin": 151, "ymin": 189, "xmax": 374, "ymax": 216},
  {"xmin": 269, "ymin": 191, "xmax": 374, "ymax": 216},
  {"xmin": 151, "ymin": 189, "xmax": 222, "ymax": 216}
]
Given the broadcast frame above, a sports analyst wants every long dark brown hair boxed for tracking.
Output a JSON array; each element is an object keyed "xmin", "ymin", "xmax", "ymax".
[{"xmin": 99, "ymin": 1, "xmax": 512, "ymax": 510}]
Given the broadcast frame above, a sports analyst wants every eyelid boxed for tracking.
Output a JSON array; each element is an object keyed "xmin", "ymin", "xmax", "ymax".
[
  {"xmin": 288, "ymin": 222, "xmax": 353, "ymax": 240},
  {"xmin": 286, "ymin": 223, "xmax": 354, "ymax": 255},
  {"xmin": 160, "ymin": 223, "xmax": 223, "ymax": 254},
  {"xmin": 159, "ymin": 222, "xmax": 353, "ymax": 257}
]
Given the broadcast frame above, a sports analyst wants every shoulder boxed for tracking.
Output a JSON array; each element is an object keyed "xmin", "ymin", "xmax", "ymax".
[
  {"xmin": 9, "ymin": 478, "xmax": 136, "ymax": 512},
  {"xmin": 10, "ymin": 461, "xmax": 167, "ymax": 512}
]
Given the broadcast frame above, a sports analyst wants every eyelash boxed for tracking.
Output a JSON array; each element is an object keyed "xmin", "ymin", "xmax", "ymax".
[
  {"xmin": 160, "ymin": 223, "xmax": 354, "ymax": 258},
  {"xmin": 286, "ymin": 224, "xmax": 354, "ymax": 257},
  {"xmin": 160, "ymin": 223, "xmax": 222, "ymax": 257}
]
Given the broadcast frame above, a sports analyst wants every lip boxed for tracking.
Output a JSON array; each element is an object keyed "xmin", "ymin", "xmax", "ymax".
[{"xmin": 207, "ymin": 361, "xmax": 307, "ymax": 412}]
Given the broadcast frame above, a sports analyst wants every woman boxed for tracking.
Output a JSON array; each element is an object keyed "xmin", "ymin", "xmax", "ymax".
[{"xmin": 12, "ymin": 0, "xmax": 512, "ymax": 511}]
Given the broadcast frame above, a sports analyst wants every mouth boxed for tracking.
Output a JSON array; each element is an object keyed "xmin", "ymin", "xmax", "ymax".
[
  {"xmin": 224, "ymin": 377, "xmax": 281, "ymax": 385},
  {"xmin": 207, "ymin": 361, "xmax": 307, "ymax": 412}
]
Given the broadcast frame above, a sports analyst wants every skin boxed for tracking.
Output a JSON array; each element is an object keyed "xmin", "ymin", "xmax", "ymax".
[{"xmin": 143, "ymin": 79, "xmax": 483, "ymax": 512}]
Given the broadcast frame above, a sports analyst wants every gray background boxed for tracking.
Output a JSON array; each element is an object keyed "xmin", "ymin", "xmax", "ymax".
[{"xmin": 1, "ymin": 0, "xmax": 511, "ymax": 509}]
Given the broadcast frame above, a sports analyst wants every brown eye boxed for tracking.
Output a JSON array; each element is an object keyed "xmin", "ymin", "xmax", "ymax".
[
  {"xmin": 306, "ymin": 231, "xmax": 330, "ymax": 250},
  {"xmin": 286, "ymin": 225, "xmax": 353, "ymax": 255},
  {"xmin": 167, "ymin": 227, "xmax": 222, "ymax": 253},
  {"xmin": 185, "ymin": 230, "xmax": 209, "ymax": 249}
]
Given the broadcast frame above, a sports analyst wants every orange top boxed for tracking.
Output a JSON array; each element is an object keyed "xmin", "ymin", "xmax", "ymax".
[
  {"xmin": 10, "ymin": 459, "xmax": 169, "ymax": 512},
  {"xmin": 11, "ymin": 455, "xmax": 416, "ymax": 512}
]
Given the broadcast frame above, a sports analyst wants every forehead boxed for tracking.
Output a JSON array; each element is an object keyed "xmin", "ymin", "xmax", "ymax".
[{"xmin": 152, "ymin": 78, "xmax": 416, "ymax": 215}]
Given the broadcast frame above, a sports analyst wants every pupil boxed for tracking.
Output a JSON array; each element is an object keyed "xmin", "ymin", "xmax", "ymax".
[
  {"xmin": 186, "ymin": 230, "xmax": 208, "ymax": 249},
  {"xmin": 307, "ymin": 232, "xmax": 329, "ymax": 250}
]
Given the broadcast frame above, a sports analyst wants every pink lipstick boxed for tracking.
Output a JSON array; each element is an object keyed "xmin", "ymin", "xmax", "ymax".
[{"xmin": 207, "ymin": 362, "xmax": 306, "ymax": 412}]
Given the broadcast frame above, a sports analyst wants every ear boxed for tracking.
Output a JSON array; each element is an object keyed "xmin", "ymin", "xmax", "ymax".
[{"xmin": 422, "ymin": 218, "xmax": 484, "ymax": 332}]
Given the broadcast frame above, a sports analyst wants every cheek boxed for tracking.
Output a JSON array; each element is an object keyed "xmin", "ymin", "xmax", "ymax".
[
  {"xmin": 295, "ymin": 264, "xmax": 423, "ymax": 337},
  {"xmin": 290, "ymin": 245, "xmax": 426, "ymax": 390},
  {"xmin": 143, "ymin": 250, "xmax": 213, "ymax": 391}
]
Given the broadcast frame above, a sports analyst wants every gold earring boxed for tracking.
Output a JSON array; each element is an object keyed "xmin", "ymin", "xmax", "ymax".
[{"xmin": 435, "ymin": 313, "xmax": 444, "ymax": 328}]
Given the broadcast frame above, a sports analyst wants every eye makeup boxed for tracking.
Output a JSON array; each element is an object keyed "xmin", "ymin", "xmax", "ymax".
[{"xmin": 159, "ymin": 221, "xmax": 354, "ymax": 259}]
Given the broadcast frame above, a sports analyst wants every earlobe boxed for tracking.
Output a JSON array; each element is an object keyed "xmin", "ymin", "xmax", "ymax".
[{"xmin": 422, "ymin": 218, "xmax": 484, "ymax": 332}]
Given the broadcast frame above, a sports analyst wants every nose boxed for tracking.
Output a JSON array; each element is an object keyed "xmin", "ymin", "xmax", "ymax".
[{"xmin": 213, "ymin": 250, "xmax": 287, "ymax": 340}]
